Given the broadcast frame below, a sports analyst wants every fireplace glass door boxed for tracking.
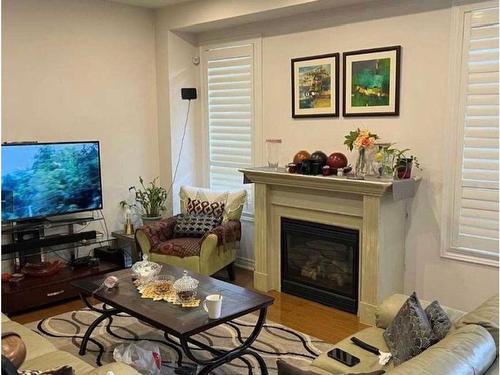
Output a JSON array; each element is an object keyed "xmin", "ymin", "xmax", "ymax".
[{"xmin": 281, "ymin": 217, "xmax": 359, "ymax": 313}]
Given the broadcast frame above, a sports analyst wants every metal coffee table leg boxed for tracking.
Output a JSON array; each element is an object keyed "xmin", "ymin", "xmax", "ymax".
[
  {"xmin": 178, "ymin": 307, "xmax": 268, "ymax": 374},
  {"xmin": 78, "ymin": 294, "xmax": 119, "ymax": 356}
]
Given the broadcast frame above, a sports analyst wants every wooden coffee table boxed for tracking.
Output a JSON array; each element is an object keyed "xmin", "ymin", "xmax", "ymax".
[{"xmin": 72, "ymin": 265, "xmax": 274, "ymax": 374}]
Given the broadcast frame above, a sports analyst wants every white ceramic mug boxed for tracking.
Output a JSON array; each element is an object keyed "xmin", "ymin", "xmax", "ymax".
[{"xmin": 203, "ymin": 294, "xmax": 223, "ymax": 319}]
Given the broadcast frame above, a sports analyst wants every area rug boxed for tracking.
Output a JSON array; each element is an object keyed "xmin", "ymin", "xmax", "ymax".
[{"xmin": 25, "ymin": 304, "xmax": 332, "ymax": 374}]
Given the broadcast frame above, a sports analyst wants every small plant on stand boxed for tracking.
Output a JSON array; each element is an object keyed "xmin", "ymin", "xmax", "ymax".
[{"xmin": 120, "ymin": 177, "xmax": 168, "ymax": 224}]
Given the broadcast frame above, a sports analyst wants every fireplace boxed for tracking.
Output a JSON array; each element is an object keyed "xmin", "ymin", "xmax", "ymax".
[{"xmin": 281, "ymin": 217, "xmax": 359, "ymax": 313}]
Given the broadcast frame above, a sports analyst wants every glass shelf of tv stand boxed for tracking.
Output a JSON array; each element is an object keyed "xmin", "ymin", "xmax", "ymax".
[
  {"xmin": 1, "ymin": 215, "xmax": 102, "ymax": 235},
  {"xmin": 1, "ymin": 234, "xmax": 115, "ymax": 261}
]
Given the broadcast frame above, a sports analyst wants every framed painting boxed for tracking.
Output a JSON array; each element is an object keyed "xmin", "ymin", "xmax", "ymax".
[
  {"xmin": 291, "ymin": 53, "xmax": 339, "ymax": 118},
  {"xmin": 343, "ymin": 46, "xmax": 401, "ymax": 117}
]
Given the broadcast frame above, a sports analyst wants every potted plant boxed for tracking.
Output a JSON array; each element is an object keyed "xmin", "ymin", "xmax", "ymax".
[
  {"xmin": 120, "ymin": 177, "xmax": 167, "ymax": 224},
  {"xmin": 394, "ymin": 148, "xmax": 421, "ymax": 180},
  {"xmin": 374, "ymin": 146, "xmax": 421, "ymax": 179}
]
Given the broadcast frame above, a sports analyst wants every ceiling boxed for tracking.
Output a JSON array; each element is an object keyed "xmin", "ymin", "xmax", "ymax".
[{"xmin": 107, "ymin": 0, "xmax": 193, "ymax": 8}]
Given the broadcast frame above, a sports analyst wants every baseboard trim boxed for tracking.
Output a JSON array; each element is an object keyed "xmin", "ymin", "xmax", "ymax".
[{"xmin": 235, "ymin": 256, "xmax": 255, "ymax": 271}]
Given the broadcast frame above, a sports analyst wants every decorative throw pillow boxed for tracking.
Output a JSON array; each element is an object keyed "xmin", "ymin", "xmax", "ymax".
[
  {"xmin": 18, "ymin": 366, "xmax": 74, "ymax": 375},
  {"xmin": 186, "ymin": 198, "xmax": 225, "ymax": 218},
  {"xmin": 173, "ymin": 214, "xmax": 222, "ymax": 238},
  {"xmin": 383, "ymin": 292, "xmax": 435, "ymax": 366},
  {"xmin": 425, "ymin": 300, "xmax": 452, "ymax": 341}
]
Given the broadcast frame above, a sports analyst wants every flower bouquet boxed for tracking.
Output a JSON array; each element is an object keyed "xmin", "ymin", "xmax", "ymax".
[{"xmin": 344, "ymin": 128, "xmax": 379, "ymax": 178}]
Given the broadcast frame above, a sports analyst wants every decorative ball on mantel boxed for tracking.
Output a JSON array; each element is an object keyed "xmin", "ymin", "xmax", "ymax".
[
  {"xmin": 327, "ymin": 152, "xmax": 348, "ymax": 169},
  {"xmin": 293, "ymin": 150, "xmax": 311, "ymax": 164},
  {"xmin": 310, "ymin": 151, "xmax": 328, "ymax": 167}
]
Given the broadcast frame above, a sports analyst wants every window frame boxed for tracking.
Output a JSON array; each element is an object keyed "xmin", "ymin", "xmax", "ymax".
[
  {"xmin": 441, "ymin": 0, "xmax": 499, "ymax": 267},
  {"xmin": 200, "ymin": 37, "xmax": 263, "ymax": 220}
]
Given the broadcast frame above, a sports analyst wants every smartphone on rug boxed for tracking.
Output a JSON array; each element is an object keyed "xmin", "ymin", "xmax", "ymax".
[{"xmin": 327, "ymin": 348, "xmax": 360, "ymax": 367}]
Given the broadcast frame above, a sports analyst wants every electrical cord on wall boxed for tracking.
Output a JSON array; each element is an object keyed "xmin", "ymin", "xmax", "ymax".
[{"xmin": 167, "ymin": 99, "xmax": 192, "ymax": 197}]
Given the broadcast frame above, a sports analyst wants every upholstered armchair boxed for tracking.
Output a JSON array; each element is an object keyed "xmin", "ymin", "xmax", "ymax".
[{"xmin": 135, "ymin": 186, "xmax": 247, "ymax": 279}]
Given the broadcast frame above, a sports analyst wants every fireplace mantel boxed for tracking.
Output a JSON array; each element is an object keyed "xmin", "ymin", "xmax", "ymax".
[{"xmin": 240, "ymin": 167, "xmax": 418, "ymax": 325}]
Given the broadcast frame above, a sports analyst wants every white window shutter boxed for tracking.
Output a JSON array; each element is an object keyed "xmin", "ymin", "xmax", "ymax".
[
  {"xmin": 452, "ymin": 5, "xmax": 499, "ymax": 260},
  {"xmin": 203, "ymin": 44, "xmax": 255, "ymax": 211}
]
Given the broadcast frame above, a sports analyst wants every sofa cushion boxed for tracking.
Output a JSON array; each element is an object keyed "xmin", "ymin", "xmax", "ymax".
[
  {"xmin": 277, "ymin": 360, "xmax": 385, "ymax": 375},
  {"xmin": 20, "ymin": 351, "xmax": 94, "ymax": 374},
  {"xmin": 180, "ymin": 186, "xmax": 247, "ymax": 222},
  {"xmin": 151, "ymin": 238, "xmax": 201, "ymax": 258},
  {"xmin": 140, "ymin": 216, "xmax": 177, "ymax": 248},
  {"xmin": 383, "ymin": 292, "xmax": 435, "ymax": 366},
  {"xmin": 174, "ymin": 213, "xmax": 222, "ymax": 238},
  {"xmin": 186, "ymin": 198, "xmax": 225, "ymax": 218},
  {"xmin": 388, "ymin": 324, "xmax": 496, "ymax": 375},
  {"xmin": 455, "ymin": 294, "xmax": 499, "ymax": 355},
  {"xmin": 18, "ymin": 366, "xmax": 73, "ymax": 375},
  {"xmin": 425, "ymin": 300, "xmax": 452, "ymax": 341},
  {"xmin": 312, "ymin": 327, "xmax": 393, "ymax": 374},
  {"xmin": 376, "ymin": 294, "xmax": 465, "ymax": 330},
  {"xmin": 1, "ymin": 321, "xmax": 56, "ymax": 361}
]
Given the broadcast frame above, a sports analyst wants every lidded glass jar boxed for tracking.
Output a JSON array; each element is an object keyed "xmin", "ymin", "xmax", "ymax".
[
  {"xmin": 173, "ymin": 271, "xmax": 199, "ymax": 303},
  {"xmin": 131, "ymin": 254, "xmax": 162, "ymax": 285}
]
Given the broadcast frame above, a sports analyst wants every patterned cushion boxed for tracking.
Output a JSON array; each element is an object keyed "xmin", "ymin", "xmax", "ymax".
[
  {"xmin": 18, "ymin": 366, "xmax": 74, "ymax": 375},
  {"xmin": 186, "ymin": 198, "xmax": 225, "ymax": 218},
  {"xmin": 140, "ymin": 217, "xmax": 177, "ymax": 248},
  {"xmin": 383, "ymin": 292, "xmax": 435, "ymax": 366},
  {"xmin": 151, "ymin": 238, "xmax": 201, "ymax": 258},
  {"xmin": 180, "ymin": 186, "xmax": 247, "ymax": 222},
  {"xmin": 425, "ymin": 300, "xmax": 452, "ymax": 341},
  {"xmin": 174, "ymin": 214, "xmax": 222, "ymax": 238}
]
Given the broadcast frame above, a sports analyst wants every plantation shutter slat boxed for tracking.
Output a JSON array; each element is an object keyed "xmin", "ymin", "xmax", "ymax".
[
  {"xmin": 453, "ymin": 5, "xmax": 499, "ymax": 257},
  {"xmin": 204, "ymin": 44, "xmax": 254, "ymax": 211}
]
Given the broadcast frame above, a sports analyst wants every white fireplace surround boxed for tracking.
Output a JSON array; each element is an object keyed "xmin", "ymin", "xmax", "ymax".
[{"xmin": 240, "ymin": 167, "xmax": 418, "ymax": 325}]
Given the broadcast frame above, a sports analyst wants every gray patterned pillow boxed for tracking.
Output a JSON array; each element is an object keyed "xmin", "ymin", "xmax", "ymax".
[
  {"xmin": 425, "ymin": 300, "xmax": 452, "ymax": 341},
  {"xmin": 174, "ymin": 214, "xmax": 221, "ymax": 238},
  {"xmin": 383, "ymin": 292, "xmax": 434, "ymax": 366}
]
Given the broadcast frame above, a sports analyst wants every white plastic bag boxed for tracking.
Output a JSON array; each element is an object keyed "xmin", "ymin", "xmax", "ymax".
[{"xmin": 113, "ymin": 340, "xmax": 161, "ymax": 375}]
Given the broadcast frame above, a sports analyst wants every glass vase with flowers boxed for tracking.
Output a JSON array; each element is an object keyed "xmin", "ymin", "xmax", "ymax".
[{"xmin": 344, "ymin": 128, "xmax": 379, "ymax": 179}]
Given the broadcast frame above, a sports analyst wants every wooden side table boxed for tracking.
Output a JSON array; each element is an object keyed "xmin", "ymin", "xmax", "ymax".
[{"xmin": 111, "ymin": 230, "xmax": 140, "ymax": 263}]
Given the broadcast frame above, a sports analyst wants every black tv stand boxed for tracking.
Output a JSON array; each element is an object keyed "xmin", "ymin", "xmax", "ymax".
[{"xmin": 1, "ymin": 214, "xmax": 125, "ymax": 315}]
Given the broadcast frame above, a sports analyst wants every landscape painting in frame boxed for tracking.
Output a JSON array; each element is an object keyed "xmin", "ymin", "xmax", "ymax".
[
  {"xmin": 343, "ymin": 46, "xmax": 401, "ymax": 116},
  {"xmin": 292, "ymin": 53, "xmax": 339, "ymax": 118}
]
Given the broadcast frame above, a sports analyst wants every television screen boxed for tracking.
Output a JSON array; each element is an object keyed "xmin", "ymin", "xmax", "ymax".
[{"xmin": 1, "ymin": 141, "xmax": 103, "ymax": 222}]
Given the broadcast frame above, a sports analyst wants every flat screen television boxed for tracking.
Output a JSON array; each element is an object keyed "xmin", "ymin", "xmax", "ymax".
[{"xmin": 1, "ymin": 141, "xmax": 103, "ymax": 222}]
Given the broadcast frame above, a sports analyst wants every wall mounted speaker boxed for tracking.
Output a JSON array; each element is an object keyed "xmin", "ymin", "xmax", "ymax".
[{"xmin": 181, "ymin": 88, "xmax": 197, "ymax": 100}]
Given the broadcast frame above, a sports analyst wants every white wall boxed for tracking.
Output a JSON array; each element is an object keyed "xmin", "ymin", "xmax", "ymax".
[
  {"xmin": 2, "ymin": 0, "xmax": 160, "ymax": 231},
  {"xmin": 167, "ymin": 31, "xmax": 201, "ymax": 213},
  {"xmin": 196, "ymin": 0, "xmax": 499, "ymax": 310}
]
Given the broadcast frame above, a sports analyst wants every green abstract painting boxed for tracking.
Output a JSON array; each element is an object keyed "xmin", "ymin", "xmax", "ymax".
[{"xmin": 351, "ymin": 58, "xmax": 390, "ymax": 107}]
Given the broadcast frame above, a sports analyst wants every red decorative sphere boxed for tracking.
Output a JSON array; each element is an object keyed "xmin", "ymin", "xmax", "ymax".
[
  {"xmin": 327, "ymin": 152, "xmax": 348, "ymax": 169},
  {"xmin": 293, "ymin": 150, "xmax": 311, "ymax": 164}
]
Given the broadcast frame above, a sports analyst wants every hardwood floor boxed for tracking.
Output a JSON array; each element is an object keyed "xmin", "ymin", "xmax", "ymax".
[{"xmin": 10, "ymin": 267, "xmax": 367, "ymax": 344}]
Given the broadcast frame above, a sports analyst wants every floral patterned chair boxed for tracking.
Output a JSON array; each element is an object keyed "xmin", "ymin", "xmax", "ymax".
[{"xmin": 135, "ymin": 186, "xmax": 247, "ymax": 279}]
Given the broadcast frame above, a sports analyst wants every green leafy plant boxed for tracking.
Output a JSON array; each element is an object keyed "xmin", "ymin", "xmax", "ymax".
[
  {"xmin": 377, "ymin": 145, "xmax": 421, "ymax": 177},
  {"xmin": 120, "ymin": 177, "xmax": 167, "ymax": 218}
]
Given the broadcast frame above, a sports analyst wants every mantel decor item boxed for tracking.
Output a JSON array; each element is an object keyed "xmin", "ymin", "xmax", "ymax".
[
  {"xmin": 343, "ymin": 46, "xmax": 401, "ymax": 117},
  {"xmin": 344, "ymin": 128, "xmax": 379, "ymax": 179},
  {"xmin": 291, "ymin": 53, "xmax": 339, "ymax": 118},
  {"xmin": 373, "ymin": 144, "xmax": 421, "ymax": 179},
  {"xmin": 265, "ymin": 139, "xmax": 282, "ymax": 170},
  {"xmin": 293, "ymin": 150, "xmax": 310, "ymax": 165},
  {"xmin": 120, "ymin": 177, "xmax": 167, "ymax": 224}
]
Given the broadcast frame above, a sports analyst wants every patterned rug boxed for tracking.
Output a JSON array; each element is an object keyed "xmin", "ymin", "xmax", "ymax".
[{"xmin": 25, "ymin": 304, "xmax": 332, "ymax": 374}]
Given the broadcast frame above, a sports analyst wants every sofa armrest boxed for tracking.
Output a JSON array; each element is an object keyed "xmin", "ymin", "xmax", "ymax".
[
  {"xmin": 389, "ymin": 324, "xmax": 496, "ymax": 375},
  {"xmin": 84, "ymin": 362, "xmax": 141, "ymax": 375},
  {"xmin": 135, "ymin": 216, "xmax": 178, "ymax": 255},
  {"xmin": 201, "ymin": 220, "xmax": 241, "ymax": 246}
]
